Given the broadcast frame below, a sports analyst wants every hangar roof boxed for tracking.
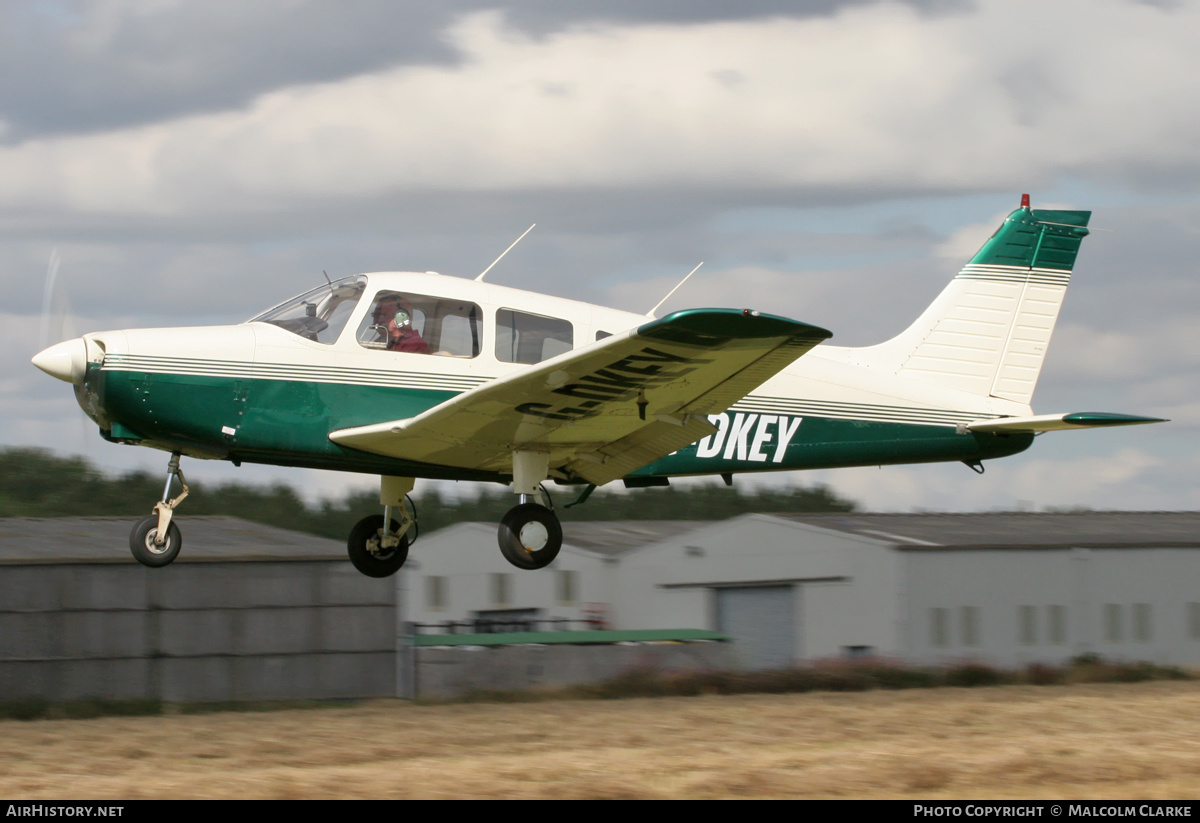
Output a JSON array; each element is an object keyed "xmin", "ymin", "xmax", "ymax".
[
  {"xmin": 5, "ymin": 512, "xmax": 1197, "ymax": 565},
  {"xmin": 0, "ymin": 516, "xmax": 344, "ymax": 564},
  {"xmin": 774, "ymin": 511, "xmax": 1200, "ymax": 550},
  {"xmin": 562, "ymin": 520, "xmax": 705, "ymax": 557}
]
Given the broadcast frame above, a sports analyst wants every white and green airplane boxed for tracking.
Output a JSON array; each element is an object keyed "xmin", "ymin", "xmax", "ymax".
[{"xmin": 32, "ymin": 195, "xmax": 1163, "ymax": 576}]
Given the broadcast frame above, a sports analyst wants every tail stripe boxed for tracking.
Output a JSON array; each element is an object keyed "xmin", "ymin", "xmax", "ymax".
[{"xmin": 957, "ymin": 264, "xmax": 1071, "ymax": 287}]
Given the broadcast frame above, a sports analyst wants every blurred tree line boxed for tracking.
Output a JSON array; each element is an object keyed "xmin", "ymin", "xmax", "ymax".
[{"xmin": 0, "ymin": 448, "xmax": 855, "ymax": 540}]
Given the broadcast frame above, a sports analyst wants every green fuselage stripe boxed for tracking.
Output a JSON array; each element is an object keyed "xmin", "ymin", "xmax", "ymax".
[{"xmin": 92, "ymin": 367, "xmax": 1033, "ymax": 481}]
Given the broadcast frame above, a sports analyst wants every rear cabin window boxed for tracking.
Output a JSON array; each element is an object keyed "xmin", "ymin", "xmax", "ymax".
[
  {"xmin": 356, "ymin": 291, "xmax": 481, "ymax": 357},
  {"xmin": 496, "ymin": 309, "xmax": 573, "ymax": 364}
]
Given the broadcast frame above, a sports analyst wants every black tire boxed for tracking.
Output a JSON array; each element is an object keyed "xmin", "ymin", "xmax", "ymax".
[
  {"xmin": 347, "ymin": 515, "xmax": 409, "ymax": 578},
  {"xmin": 498, "ymin": 503, "xmax": 562, "ymax": 570},
  {"xmin": 129, "ymin": 515, "xmax": 182, "ymax": 568}
]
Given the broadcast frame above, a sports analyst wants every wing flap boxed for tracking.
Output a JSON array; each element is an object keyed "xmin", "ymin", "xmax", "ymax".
[
  {"xmin": 563, "ymin": 414, "xmax": 718, "ymax": 486},
  {"xmin": 330, "ymin": 308, "xmax": 831, "ymax": 480}
]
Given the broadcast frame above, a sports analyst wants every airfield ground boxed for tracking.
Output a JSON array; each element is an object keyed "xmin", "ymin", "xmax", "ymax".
[{"xmin": 2, "ymin": 681, "xmax": 1199, "ymax": 799}]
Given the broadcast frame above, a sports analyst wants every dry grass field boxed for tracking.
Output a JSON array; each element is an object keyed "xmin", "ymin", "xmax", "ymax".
[{"xmin": 3, "ymin": 681, "xmax": 1200, "ymax": 799}]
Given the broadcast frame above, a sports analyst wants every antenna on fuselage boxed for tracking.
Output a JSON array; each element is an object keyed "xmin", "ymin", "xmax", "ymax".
[
  {"xmin": 646, "ymin": 262, "xmax": 703, "ymax": 318},
  {"xmin": 475, "ymin": 223, "xmax": 536, "ymax": 282}
]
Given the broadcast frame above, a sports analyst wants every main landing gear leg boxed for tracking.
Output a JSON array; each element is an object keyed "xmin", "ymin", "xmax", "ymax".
[
  {"xmin": 347, "ymin": 476, "xmax": 417, "ymax": 578},
  {"xmin": 129, "ymin": 452, "xmax": 188, "ymax": 568},
  {"xmin": 498, "ymin": 451, "xmax": 562, "ymax": 570}
]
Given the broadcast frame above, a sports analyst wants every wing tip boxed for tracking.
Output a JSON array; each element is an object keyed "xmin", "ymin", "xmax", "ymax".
[{"xmin": 639, "ymin": 308, "xmax": 832, "ymax": 346}]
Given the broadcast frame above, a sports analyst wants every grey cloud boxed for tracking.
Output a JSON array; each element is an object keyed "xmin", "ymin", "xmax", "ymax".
[
  {"xmin": 997, "ymin": 59, "xmax": 1070, "ymax": 129},
  {"xmin": 0, "ymin": 1, "xmax": 462, "ymax": 143},
  {"xmin": 496, "ymin": 0, "xmax": 975, "ymax": 35},
  {"xmin": 0, "ymin": 1, "xmax": 971, "ymax": 143},
  {"xmin": 1132, "ymin": 0, "xmax": 1185, "ymax": 9}
]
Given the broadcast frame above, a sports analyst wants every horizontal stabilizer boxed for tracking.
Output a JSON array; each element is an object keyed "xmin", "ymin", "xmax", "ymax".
[{"xmin": 966, "ymin": 412, "xmax": 1167, "ymax": 434}]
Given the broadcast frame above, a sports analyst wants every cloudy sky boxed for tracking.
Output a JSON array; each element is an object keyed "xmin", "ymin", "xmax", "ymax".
[{"xmin": 4, "ymin": 0, "xmax": 1197, "ymax": 512}]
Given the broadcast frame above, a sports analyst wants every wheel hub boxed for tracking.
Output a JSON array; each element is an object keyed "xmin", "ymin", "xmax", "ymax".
[
  {"xmin": 143, "ymin": 529, "xmax": 170, "ymax": 555},
  {"xmin": 518, "ymin": 521, "xmax": 549, "ymax": 552}
]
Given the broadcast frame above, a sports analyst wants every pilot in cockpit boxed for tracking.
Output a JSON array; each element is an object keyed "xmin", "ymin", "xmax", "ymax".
[{"xmin": 370, "ymin": 294, "xmax": 431, "ymax": 354}]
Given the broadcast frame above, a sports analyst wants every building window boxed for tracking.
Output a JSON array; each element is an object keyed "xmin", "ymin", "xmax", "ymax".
[
  {"xmin": 1104, "ymin": 604, "xmax": 1123, "ymax": 643},
  {"xmin": 930, "ymin": 608, "xmax": 950, "ymax": 648},
  {"xmin": 426, "ymin": 576, "xmax": 447, "ymax": 612},
  {"xmin": 959, "ymin": 606, "xmax": 979, "ymax": 647},
  {"xmin": 1189, "ymin": 603, "xmax": 1200, "ymax": 640},
  {"xmin": 1047, "ymin": 605, "xmax": 1067, "ymax": 645},
  {"xmin": 1133, "ymin": 603, "xmax": 1153, "ymax": 642},
  {"xmin": 491, "ymin": 573, "xmax": 510, "ymax": 607},
  {"xmin": 1018, "ymin": 605, "xmax": 1037, "ymax": 645},
  {"xmin": 557, "ymin": 570, "xmax": 577, "ymax": 606}
]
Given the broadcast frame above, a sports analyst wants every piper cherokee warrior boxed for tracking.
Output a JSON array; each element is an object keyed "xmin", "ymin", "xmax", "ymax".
[{"xmin": 31, "ymin": 196, "xmax": 1164, "ymax": 577}]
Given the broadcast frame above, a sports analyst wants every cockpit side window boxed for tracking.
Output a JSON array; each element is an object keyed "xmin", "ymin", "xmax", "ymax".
[
  {"xmin": 496, "ymin": 309, "xmax": 573, "ymax": 364},
  {"xmin": 250, "ymin": 277, "xmax": 366, "ymax": 344},
  {"xmin": 356, "ymin": 291, "xmax": 482, "ymax": 357}
]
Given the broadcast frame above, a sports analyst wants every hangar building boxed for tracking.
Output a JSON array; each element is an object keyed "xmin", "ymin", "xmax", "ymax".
[
  {"xmin": 4, "ymin": 511, "xmax": 1199, "ymax": 701},
  {"xmin": 412, "ymin": 511, "xmax": 1200, "ymax": 670}
]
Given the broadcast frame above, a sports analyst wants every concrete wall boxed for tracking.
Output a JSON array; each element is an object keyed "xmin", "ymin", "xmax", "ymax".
[
  {"xmin": 0, "ymin": 560, "xmax": 398, "ymax": 702},
  {"xmin": 416, "ymin": 641, "xmax": 731, "ymax": 699},
  {"xmin": 0, "ymin": 557, "xmax": 723, "ymax": 703}
]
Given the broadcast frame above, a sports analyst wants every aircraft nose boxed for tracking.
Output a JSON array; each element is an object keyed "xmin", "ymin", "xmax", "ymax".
[{"xmin": 32, "ymin": 338, "xmax": 86, "ymax": 384}]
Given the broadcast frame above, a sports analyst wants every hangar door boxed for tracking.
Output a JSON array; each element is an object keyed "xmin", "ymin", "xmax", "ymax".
[{"xmin": 716, "ymin": 585, "xmax": 797, "ymax": 670}]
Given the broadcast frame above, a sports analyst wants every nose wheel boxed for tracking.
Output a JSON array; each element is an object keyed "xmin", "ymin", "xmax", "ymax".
[
  {"xmin": 129, "ymin": 515, "xmax": 182, "ymax": 567},
  {"xmin": 129, "ymin": 452, "xmax": 188, "ymax": 568},
  {"xmin": 498, "ymin": 503, "xmax": 562, "ymax": 570}
]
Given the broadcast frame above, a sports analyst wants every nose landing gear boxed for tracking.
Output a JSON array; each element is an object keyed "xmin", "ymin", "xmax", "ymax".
[{"xmin": 129, "ymin": 452, "xmax": 188, "ymax": 568}]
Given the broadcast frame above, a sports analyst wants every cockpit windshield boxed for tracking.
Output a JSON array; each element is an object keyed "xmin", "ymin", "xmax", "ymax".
[{"xmin": 250, "ymin": 276, "xmax": 366, "ymax": 344}]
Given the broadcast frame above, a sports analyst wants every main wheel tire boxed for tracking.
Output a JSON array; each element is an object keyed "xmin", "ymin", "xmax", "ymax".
[
  {"xmin": 347, "ymin": 515, "xmax": 409, "ymax": 578},
  {"xmin": 129, "ymin": 515, "xmax": 183, "ymax": 568},
  {"xmin": 498, "ymin": 503, "xmax": 563, "ymax": 570}
]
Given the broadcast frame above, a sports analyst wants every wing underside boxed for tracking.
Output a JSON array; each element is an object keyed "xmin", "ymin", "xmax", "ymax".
[{"xmin": 330, "ymin": 309, "xmax": 832, "ymax": 485}]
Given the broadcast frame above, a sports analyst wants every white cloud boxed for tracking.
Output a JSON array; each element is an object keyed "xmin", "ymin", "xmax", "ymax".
[
  {"xmin": 5, "ymin": 2, "xmax": 1200, "ymax": 218},
  {"xmin": 1047, "ymin": 319, "xmax": 1200, "ymax": 384},
  {"xmin": 806, "ymin": 444, "xmax": 1193, "ymax": 512}
]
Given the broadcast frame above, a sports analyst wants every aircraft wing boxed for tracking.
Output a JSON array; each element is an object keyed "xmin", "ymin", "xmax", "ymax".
[
  {"xmin": 966, "ymin": 412, "xmax": 1167, "ymax": 434},
  {"xmin": 330, "ymin": 308, "xmax": 832, "ymax": 485}
]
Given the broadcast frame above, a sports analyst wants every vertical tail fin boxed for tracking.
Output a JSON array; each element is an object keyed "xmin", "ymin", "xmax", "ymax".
[{"xmin": 856, "ymin": 196, "xmax": 1091, "ymax": 405}]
